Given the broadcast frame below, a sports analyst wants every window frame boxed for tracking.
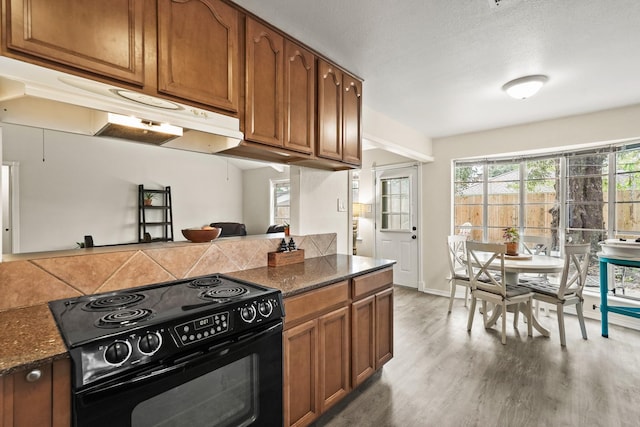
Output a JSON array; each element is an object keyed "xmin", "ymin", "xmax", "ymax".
[
  {"xmin": 270, "ymin": 179, "xmax": 290, "ymax": 226},
  {"xmin": 452, "ymin": 141, "xmax": 640, "ymax": 297}
]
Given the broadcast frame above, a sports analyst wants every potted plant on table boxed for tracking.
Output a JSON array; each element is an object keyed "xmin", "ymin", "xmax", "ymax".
[{"xmin": 503, "ymin": 227, "xmax": 520, "ymax": 255}]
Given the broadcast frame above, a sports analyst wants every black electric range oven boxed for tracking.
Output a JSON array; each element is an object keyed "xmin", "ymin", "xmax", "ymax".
[{"xmin": 48, "ymin": 274, "xmax": 285, "ymax": 427}]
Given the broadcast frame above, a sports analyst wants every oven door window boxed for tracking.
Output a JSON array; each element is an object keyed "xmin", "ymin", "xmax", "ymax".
[{"xmin": 131, "ymin": 354, "xmax": 258, "ymax": 427}]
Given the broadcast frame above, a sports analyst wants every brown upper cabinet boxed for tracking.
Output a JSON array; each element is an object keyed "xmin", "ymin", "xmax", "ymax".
[
  {"xmin": 4, "ymin": 0, "xmax": 145, "ymax": 85},
  {"xmin": 4, "ymin": 0, "xmax": 240, "ymax": 113},
  {"xmin": 245, "ymin": 18, "xmax": 284, "ymax": 147},
  {"xmin": 157, "ymin": 0, "xmax": 240, "ymax": 113},
  {"xmin": 317, "ymin": 59, "xmax": 362, "ymax": 166},
  {"xmin": 245, "ymin": 18, "xmax": 315, "ymax": 154},
  {"xmin": 283, "ymin": 39, "xmax": 315, "ymax": 155},
  {"xmin": 342, "ymin": 74, "xmax": 363, "ymax": 165},
  {"xmin": 3, "ymin": 0, "xmax": 360, "ymax": 168}
]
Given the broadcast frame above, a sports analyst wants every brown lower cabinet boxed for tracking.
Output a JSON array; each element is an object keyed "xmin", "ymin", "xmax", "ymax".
[
  {"xmin": 0, "ymin": 358, "xmax": 71, "ymax": 427},
  {"xmin": 283, "ymin": 268, "xmax": 394, "ymax": 427},
  {"xmin": 0, "ymin": 268, "xmax": 392, "ymax": 427},
  {"xmin": 351, "ymin": 285, "xmax": 394, "ymax": 387}
]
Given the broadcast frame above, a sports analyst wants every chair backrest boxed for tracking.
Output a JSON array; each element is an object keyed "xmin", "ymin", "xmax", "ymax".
[
  {"xmin": 557, "ymin": 243, "xmax": 591, "ymax": 299},
  {"xmin": 465, "ymin": 241, "xmax": 507, "ymax": 297},
  {"xmin": 458, "ymin": 222, "xmax": 472, "ymax": 237},
  {"xmin": 447, "ymin": 235, "xmax": 468, "ymax": 277},
  {"xmin": 521, "ymin": 235, "xmax": 552, "ymax": 256},
  {"xmin": 266, "ymin": 224, "xmax": 285, "ymax": 233},
  {"xmin": 210, "ymin": 222, "xmax": 247, "ymax": 237}
]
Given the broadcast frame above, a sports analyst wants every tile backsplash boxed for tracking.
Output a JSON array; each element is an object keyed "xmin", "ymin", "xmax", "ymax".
[{"xmin": 0, "ymin": 234, "xmax": 336, "ymax": 311}]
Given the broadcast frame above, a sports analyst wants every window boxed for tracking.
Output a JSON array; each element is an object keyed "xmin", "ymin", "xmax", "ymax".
[
  {"xmin": 271, "ymin": 180, "xmax": 290, "ymax": 225},
  {"xmin": 453, "ymin": 142, "xmax": 640, "ymax": 297},
  {"xmin": 380, "ymin": 176, "xmax": 410, "ymax": 231},
  {"xmin": 614, "ymin": 148, "xmax": 640, "ymax": 233}
]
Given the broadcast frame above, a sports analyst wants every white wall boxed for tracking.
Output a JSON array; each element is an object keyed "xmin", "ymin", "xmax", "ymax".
[
  {"xmin": 363, "ymin": 106, "xmax": 433, "ymax": 160},
  {"xmin": 242, "ymin": 166, "xmax": 289, "ymax": 235},
  {"xmin": 423, "ymin": 104, "xmax": 640, "ymax": 296},
  {"xmin": 2, "ymin": 123, "xmax": 244, "ymax": 253},
  {"xmin": 290, "ymin": 166, "xmax": 350, "ymax": 254}
]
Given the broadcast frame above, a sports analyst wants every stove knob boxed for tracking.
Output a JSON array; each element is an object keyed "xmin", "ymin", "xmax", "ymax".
[
  {"xmin": 138, "ymin": 332, "xmax": 162, "ymax": 355},
  {"xmin": 258, "ymin": 300, "xmax": 273, "ymax": 318},
  {"xmin": 104, "ymin": 340, "xmax": 131, "ymax": 365},
  {"xmin": 240, "ymin": 305, "xmax": 257, "ymax": 323}
]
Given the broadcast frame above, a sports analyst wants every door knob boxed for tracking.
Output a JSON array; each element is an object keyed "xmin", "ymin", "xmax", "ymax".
[{"xmin": 412, "ymin": 235, "xmax": 417, "ymax": 239}]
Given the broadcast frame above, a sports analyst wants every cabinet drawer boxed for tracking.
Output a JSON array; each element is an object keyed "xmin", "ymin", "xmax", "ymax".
[
  {"xmin": 352, "ymin": 268, "xmax": 393, "ymax": 300},
  {"xmin": 284, "ymin": 281, "xmax": 349, "ymax": 329}
]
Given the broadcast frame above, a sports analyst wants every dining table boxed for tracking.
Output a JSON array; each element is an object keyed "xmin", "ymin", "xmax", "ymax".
[{"xmin": 467, "ymin": 252, "xmax": 565, "ymax": 337}]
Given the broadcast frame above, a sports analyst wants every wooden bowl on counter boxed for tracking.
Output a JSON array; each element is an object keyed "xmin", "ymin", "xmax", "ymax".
[{"xmin": 181, "ymin": 227, "xmax": 222, "ymax": 243}]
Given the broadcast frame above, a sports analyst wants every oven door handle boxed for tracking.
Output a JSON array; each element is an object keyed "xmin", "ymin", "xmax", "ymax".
[{"xmin": 80, "ymin": 320, "xmax": 283, "ymax": 396}]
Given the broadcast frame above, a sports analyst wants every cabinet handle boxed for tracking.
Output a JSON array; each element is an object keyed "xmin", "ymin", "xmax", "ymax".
[{"xmin": 25, "ymin": 369, "xmax": 42, "ymax": 382}]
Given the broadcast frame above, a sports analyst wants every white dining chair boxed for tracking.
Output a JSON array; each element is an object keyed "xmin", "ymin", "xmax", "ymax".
[
  {"xmin": 447, "ymin": 235, "xmax": 471, "ymax": 313},
  {"xmin": 465, "ymin": 241, "xmax": 533, "ymax": 345},
  {"xmin": 520, "ymin": 235, "xmax": 553, "ymax": 256},
  {"xmin": 519, "ymin": 235, "xmax": 554, "ymax": 316},
  {"xmin": 520, "ymin": 243, "xmax": 591, "ymax": 346}
]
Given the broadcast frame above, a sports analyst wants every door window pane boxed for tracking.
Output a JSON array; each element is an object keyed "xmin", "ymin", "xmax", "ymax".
[{"xmin": 380, "ymin": 176, "xmax": 410, "ymax": 231}]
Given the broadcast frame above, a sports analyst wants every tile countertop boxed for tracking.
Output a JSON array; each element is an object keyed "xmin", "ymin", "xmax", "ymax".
[
  {"xmin": 0, "ymin": 255, "xmax": 395, "ymax": 375},
  {"xmin": 225, "ymin": 254, "xmax": 396, "ymax": 297},
  {"xmin": 0, "ymin": 304, "xmax": 68, "ymax": 375}
]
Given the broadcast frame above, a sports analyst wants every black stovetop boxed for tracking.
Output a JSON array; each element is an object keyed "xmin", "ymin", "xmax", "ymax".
[{"xmin": 48, "ymin": 274, "xmax": 279, "ymax": 348}]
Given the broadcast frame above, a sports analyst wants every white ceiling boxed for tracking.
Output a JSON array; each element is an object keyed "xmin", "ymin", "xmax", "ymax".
[{"xmin": 234, "ymin": 0, "xmax": 640, "ymax": 138}]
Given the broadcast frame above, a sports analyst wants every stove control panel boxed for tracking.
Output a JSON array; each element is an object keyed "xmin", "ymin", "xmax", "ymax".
[
  {"xmin": 237, "ymin": 297, "xmax": 282, "ymax": 324},
  {"xmin": 77, "ymin": 326, "xmax": 173, "ymax": 387},
  {"xmin": 174, "ymin": 311, "xmax": 230, "ymax": 346}
]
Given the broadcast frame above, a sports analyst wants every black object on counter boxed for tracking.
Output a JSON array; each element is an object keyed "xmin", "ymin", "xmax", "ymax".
[
  {"xmin": 288, "ymin": 238, "xmax": 297, "ymax": 251},
  {"xmin": 279, "ymin": 238, "xmax": 289, "ymax": 252}
]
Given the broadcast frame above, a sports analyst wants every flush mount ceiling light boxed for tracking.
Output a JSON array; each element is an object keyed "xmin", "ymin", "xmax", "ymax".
[{"xmin": 502, "ymin": 75, "xmax": 548, "ymax": 100}]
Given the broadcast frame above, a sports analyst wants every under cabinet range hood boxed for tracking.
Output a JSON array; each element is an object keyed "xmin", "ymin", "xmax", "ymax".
[{"xmin": 0, "ymin": 56, "xmax": 244, "ymax": 152}]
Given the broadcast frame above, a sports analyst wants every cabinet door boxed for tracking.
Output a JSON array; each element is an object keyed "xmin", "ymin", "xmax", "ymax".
[
  {"xmin": 157, "ymin": 0, "xmax": 239, "ymax": 112},
  {"xmin": 317, "ymin": 59, "xmax": 343, "ymax": 161},
  {"xmin": 283, "ymin": 39, "xmax": 315, "ymax": 154},
  {"xmin": 283, "ymin": 319, "xmax": 319, "ymax": 427},
  {"xmin": 245, "ymin": 18, "xmax": 284, "ymax": 147},
  {"xmin": 6, "ymin": 0, "xmax": 144, "ymax": 85},
  {"xmin": 0, "ymin": 359, "xmax": 70, "ymax": 427},
  {"xmin": 375, "ymin": 288, "xmax": 394, "ymax": 368},
  {"xmin": 318, "ymin": 306, "xmax": 350, "ymax": 412},
  {"xmin": 351, "ymin": 294, "xmax": 376, "ymax": 388},
  {"xmin": 342, "ymin": 73, "xmax": 362, "ymax": 165}
]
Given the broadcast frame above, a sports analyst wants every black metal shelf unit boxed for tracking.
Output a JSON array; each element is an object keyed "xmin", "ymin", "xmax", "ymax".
[{"xmin": 138, "ymin": 185, "xmax": 174, "ymax": 243}]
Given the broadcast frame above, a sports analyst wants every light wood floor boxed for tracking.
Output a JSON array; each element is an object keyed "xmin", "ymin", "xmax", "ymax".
[{"xmin": 313, "ymin": 286, "xmax": 640, "ymax": 427}]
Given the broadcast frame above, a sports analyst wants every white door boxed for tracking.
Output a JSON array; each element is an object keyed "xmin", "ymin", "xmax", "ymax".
[
  {"xmin": 375, "ymin": 165, "xmax": 419, "ymax": 288},
  {"xmin": 2, "ymin": 164, "xmax": 12, "ymax": 254}
]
